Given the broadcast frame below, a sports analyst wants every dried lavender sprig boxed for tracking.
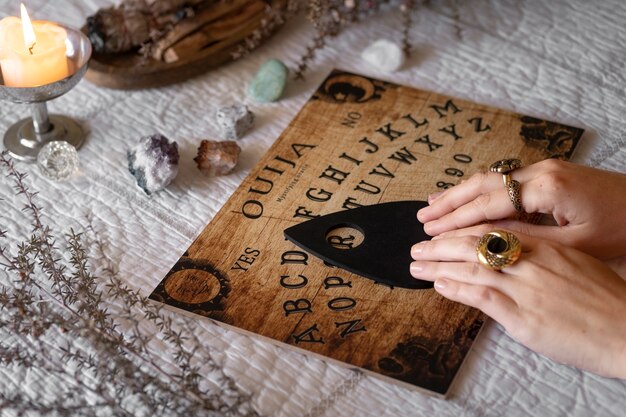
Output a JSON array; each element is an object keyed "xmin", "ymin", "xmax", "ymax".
[
  {"xmin": 0, "ymin": 324, "xmax": 130, "ymax": 416},
  {"xmin": 0, "ymin": 152, "xmax": 76, "ymax": 307},
  {"xmin": 0, "ymin": 151, "xmax": 258, "ymax": 416},
  {"xmin": 0, "ymin": 260, "xmax": 180, "ymax": 415},
  {"xmin": 401, "ymin": 0, "xmax": 415, "ymax": 56},
  {"xmin": 85, "ymin": 218, "xmax": 258, "ymax": 415},
  {"xmin": 0, "ymin": 153, "xmax": 206, "ymax": 409}
]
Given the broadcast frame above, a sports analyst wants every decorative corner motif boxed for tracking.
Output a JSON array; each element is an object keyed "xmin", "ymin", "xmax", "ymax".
[
  {"xmin": 313, "ymin": 70, "xmax": 391, "ymax": 104},
  {"xmin": 519, "ymin": 116, "xmax": 583, "ymax": 160},
  {"xmin": 149, "ymin": 256, "xmax": 230, "ymax": 314},
  {"xmin": 376, "ymin": 317, "xmax": 483, "ymax": 394}
]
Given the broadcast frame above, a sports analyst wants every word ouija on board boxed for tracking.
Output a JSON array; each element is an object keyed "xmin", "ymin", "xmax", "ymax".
[{"xmin": 150, "ymin": 70, "xmax": 583, "ymax": 395}]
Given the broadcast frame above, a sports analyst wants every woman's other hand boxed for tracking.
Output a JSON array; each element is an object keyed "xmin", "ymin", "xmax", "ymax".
[{"xmin": 410, "ymin": 226, "xmax": 626, "ymax": 378}]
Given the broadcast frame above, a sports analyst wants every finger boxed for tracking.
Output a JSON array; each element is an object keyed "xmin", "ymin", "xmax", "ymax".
[
  {"xmin": 432, "ymin": 224, "xmax": 538, "ymax": 252},
  {"xmin": 413, "ymin": 226, "xmax": 540, "ymax": 280},
  {"xmin": 422, "ymin": 174, "xmax": 566, "ymax": 237},
  {"xmin": 410, "ymin": 233, "xmax": 523, "ymax": 298},
  {"xmin": 410, "ymin": 260, "xmax": 513, "ymax": 297},
  {"xmin": 492, "ymin": 219, "xmax": 565, "ymax": 242},
  {"xmin": 411, "ymin": 235, "xmax": 479, "ymax": 262},
  {"xmin": 418, "ymin": 171, "xmax": 501, "ymax": 223},
  {"xmin": 427, "ymin": 191, "xmax": 444, "ymax": 204},
  {"xmin": 423, "ymin": 187, "xmax": 516, "ymax": 236},
  {"xmin": 411, "ymin": 236, "xmax": 478, "ymax": 262},
  {"xmin": 431, "ymin": 224, "xmax": 501, "ymax": 240},
  {"xmin": 426, "ymin": 226, "xmax": 538, "ymax": 281},
  {"xmin": 417, "ymin": 164, "xmax": 539, "ymax": 222},
  {"xmin": 433, "ymin": 279, "xmax": 520, "ymax": 328}
]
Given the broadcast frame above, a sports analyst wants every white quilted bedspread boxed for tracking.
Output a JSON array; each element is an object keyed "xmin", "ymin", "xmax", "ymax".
[{"xmin": 1, "ymin": 1, "xmax": 625, "ymax": 416}]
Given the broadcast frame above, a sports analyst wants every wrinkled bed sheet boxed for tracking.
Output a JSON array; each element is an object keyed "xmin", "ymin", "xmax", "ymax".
[{"xmin": 1, "ymin": 1, "xmax": 625, "ymax": 416}]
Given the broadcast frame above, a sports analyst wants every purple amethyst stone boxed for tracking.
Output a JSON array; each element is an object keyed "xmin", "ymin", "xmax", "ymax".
[{"xmin": 127, "ymin": 134, "xmax": 179, "ymax": 194}]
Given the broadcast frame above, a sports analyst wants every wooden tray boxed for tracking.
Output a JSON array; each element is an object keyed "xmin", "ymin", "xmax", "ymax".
[{"xmin": 84, "ymin": 0, "xmax": 287, "ymax": 90}]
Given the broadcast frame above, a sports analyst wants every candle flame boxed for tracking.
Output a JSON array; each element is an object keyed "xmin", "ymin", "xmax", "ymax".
[{"xmin": 20, "ymin": 3, "xmax": 36, "ymax": 55}]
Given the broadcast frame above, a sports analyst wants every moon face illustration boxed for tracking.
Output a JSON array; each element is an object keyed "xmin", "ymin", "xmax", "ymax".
[{"xmin": 322, "ymin": 74, "xmax": 379, "ymax": 103}]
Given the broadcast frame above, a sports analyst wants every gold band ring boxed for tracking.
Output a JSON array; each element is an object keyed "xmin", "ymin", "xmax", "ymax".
[
  {"xmin": 476, "ymin": 230, "xmax": 522, "ymax": 270},
  {"xmin": 490, "ymin": 159, "xmax": 524, "ymax": 212},
  {"xmin": 507, "ymin": 179, "xmax": 523, "ymax": 213},
  {"xmin": 489, "ymin": 159, "xmax": 522, "ymax": 186}
]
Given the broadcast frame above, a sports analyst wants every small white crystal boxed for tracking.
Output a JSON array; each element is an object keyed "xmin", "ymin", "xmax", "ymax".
[
  {"xmin": 216, "ymin": 104, "xmax": 254, "ymax": 140},
  {"xmin": 361, "ymin": 39, "xmax": 405, "ymax": 72}
]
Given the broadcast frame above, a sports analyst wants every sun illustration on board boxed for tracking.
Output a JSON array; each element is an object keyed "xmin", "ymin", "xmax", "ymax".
[{"xmin": 151, "ymin": 254, "xmax": 230, "ymax": 316}]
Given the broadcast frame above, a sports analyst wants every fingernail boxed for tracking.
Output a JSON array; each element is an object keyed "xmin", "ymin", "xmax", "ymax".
[
  {"xmin": 434, "ymin": 279, "xmax": 448, "ymax": 290},
  {"xmin": 410, "ymin": 263, "xmax": 423, "ymax": 275},
  {"xmin": 411, "ymin": 243, "xmax": 422, "ymax": 255},
  {"xmin": 428, "ymin": 192, "xmax": 443, "ymax": 203},
  {"xmin": 423, "ymin": 222, "xmax": 438, "ymax": 236}
]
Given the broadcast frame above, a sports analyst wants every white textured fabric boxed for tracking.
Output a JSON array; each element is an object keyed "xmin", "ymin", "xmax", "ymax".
[{"xmin": 1, "ymin": 1, "xmax": 625, "ymax": 416}]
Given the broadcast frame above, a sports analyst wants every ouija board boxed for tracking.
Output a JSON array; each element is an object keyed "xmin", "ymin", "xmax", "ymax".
[{"xmin": 150, "ymin": 70, "xmax": 583, "ymax": 395}]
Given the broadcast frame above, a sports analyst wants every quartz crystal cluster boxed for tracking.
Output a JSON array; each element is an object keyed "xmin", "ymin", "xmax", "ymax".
[
  {"xmin": 361, "ymin": 39, "xmax": 405, "ymax": 72},
  {"xmin": 37, "ymin": 141, "xmax": 79, "ymax": 181},
  {"xmin": 194, "ymin": 140, "xmax": 241, "ymax": 176},
  {"xmin": 127, "ymin": 134, "xmax": 179, "ymax": 194},
  {"xmin": 216, "ymin": 104, "xmax": 254, "ymax": 140}
]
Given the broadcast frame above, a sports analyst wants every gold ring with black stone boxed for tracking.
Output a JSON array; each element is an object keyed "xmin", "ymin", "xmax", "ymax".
[
  {"xmin": 476, "ymin": 230, "xmax": 522, "ymax": 270},
  {"xmin": 489, "ymin": 159, "xmax": 522, "ymax": 186}
]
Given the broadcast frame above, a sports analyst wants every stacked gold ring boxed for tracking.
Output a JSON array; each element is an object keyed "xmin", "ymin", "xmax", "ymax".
[
  {"xmin": 476, "ymin": 230, "xmax": 522, "ymax": 270},
  {"xmin": 489, "ymin": 159, "xmax": 523, "ymax": 213},
  {"xmin": 489, "ymin": 158, "xmax": 522, "ymax": 184}
]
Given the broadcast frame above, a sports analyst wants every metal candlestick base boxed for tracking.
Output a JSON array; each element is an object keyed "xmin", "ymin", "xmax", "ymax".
[
  {"xmin": 0, "ymin": 26, "xmax": 92, "ymax": 161},
  {"xmin": 4, "ymin": 114, "xmax": 84, "ymax": 161}
]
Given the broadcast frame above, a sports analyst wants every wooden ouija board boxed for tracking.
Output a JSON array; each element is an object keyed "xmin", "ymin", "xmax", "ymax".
[{"xmin": 150, "ymin": 70, "xmax": 583, "ymax": 395}]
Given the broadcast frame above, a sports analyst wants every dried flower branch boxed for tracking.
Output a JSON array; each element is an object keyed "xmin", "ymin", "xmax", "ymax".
[
  {"xmin": 401, "ymin": 0, "xmax": 416, "ymax": 56},
  {"xmin": 289, "ymin": 0, "xmax": 425, "ymax": 79},
  {"xmin": 0, "ymin": 150, "xmax": 258, "ymax": 417}
]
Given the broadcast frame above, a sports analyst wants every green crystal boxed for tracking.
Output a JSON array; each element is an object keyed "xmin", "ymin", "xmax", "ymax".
[{"xmin": 248, "ymin": 59, "xmax": 288, "ymax": 103}]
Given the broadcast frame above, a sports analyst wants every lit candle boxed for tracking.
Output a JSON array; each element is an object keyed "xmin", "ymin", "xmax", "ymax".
[{"xmin": 0, "ymin": 3, "xmax": 69, "ymax": 87}]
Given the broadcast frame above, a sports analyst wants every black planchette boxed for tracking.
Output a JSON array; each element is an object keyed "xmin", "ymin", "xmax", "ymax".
[{"xmin": 284, "ymin": 201, "xmax": 433, "ymax": 289}]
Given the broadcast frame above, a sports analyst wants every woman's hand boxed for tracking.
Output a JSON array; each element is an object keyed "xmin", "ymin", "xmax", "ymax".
[
  {"xmin": 410, "ymin": 225, "xmax": 626, "ymax": 379},
  {"xmin": 417, "ymin": 159, "xmax": 626, "ymax": 259}
]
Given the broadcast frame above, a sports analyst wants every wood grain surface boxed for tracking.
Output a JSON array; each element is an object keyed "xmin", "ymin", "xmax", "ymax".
[
  {"xmin": 149, "ymin": 70, "xmax": 583, "ymax": 395},
  {"xmin": 84, "ymin": 0, "xmax": 287, "ymax": 90}
]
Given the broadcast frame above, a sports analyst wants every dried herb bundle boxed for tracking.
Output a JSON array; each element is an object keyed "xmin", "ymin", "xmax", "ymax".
[
  {"xmin": 0, "ymin": 151, "xmax": 258, "ymax": 416},
  {"xmin": 87, "ymin": 0, "xmax": 215, "ymax": 53},
  {"xmin": 87, "ymin": 0, "xmax": 287, "ymax": 64}
]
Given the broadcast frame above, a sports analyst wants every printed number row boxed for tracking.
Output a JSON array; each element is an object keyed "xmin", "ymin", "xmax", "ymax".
[{"xmin": 437, "ymin": 154, "xmax": 472, "ymax": 189}]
